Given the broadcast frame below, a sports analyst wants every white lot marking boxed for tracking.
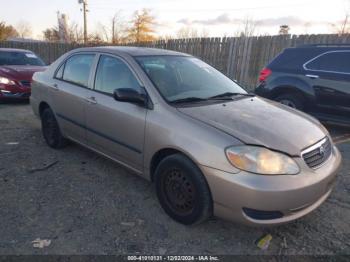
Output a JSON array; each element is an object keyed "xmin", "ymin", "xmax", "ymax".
[{"xmin": 5, "ymin": 142, "xmax": 19, "ymax": 145}]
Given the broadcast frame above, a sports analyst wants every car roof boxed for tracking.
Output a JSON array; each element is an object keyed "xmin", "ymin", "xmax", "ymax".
[
  {"xmin": 70, "ymin": 46, "xmax": 191, "ymax": 57},
  {"xmin": 0, "ymin": 48, "xmax": 33, "ymax": 53}
]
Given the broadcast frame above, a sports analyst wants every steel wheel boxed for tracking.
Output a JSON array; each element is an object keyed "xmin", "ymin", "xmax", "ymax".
[
  {"xmin": 154, "ymin": 154, "xmax": 213, "ymax": 225},
  {"xmin": 161, "ymin": 168, "xmax": 196, "ymax": 216}
]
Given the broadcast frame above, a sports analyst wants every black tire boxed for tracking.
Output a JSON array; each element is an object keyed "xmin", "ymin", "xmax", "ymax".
[
  {"xmin": 41, "ymin": 107, "xmax": 68, "ymax": 149},
  {"xmin": 275, "ymin": 93, "xmax": 305, "ymax": 110},
  {"xmin": 154, "ymin": 154, "xmax": 213, "ymax": 225}
]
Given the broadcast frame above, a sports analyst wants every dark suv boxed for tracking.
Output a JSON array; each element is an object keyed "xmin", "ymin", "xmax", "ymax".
[{"xmin": 255, "ymin": 44, "xmax": 350, "ymax": 126}]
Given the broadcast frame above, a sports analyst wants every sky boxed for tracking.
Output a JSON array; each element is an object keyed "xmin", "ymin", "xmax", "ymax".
[{"xmin": 0, "ymin": 0, "xmax": 348, "ymax": 39}]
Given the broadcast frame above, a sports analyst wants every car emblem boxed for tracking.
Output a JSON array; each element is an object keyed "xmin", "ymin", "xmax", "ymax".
[{"xmin": 319, "ymin": 146, "xmax": 325, "ymax": 157}]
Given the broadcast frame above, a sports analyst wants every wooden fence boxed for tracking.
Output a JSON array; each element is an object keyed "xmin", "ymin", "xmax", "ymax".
[{"xmin": 1, "ymin": 34, "xmax": 350, "ymax": 90}]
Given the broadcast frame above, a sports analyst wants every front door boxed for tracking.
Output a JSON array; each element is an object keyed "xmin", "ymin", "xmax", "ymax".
[{"xmin": 85, "ymin": 54, "xmax": 147, "ymax": 171}]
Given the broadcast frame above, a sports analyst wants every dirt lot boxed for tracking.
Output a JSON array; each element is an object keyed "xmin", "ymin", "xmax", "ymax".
[{"xmin": 0, "ymin": 103, "xmax": 349, "ymax": 255}]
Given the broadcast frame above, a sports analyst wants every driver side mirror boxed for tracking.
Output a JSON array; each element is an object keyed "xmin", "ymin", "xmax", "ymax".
[{"xmin": 113, "ymin": 88, "xmax": 148, "ymax": 107}]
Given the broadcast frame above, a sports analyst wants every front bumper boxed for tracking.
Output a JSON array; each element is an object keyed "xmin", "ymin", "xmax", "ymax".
[
  {"xmin": 0, "ymin": 90, "xmax": 30, "ymax": 100},
  {"xmin": 200, "ymin": 146, "xmax": 342, "ymax": 226}
]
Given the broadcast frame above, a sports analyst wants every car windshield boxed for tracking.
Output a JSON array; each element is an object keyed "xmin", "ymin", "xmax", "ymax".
[
  {"xmin": 0, "ymin": 51, "xmax": 45, "ymax": 66},
  {"xmin": 135, "ymin": 55, "xmax": 247, "ymax": 102}
]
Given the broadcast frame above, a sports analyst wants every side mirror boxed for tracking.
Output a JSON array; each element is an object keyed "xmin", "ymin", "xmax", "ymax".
[{"xmin": 113, "ymin": 88, "xmax": 147, "ymax": 106}]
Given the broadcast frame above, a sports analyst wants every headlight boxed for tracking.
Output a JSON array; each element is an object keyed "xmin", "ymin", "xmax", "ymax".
[
  {"xmin": 226, "ymin": 146, "xmax": 300, "ymax": 175},
  {"xmin": 0, "ymin": 77, "xmax": 16, "ymax": 85}
]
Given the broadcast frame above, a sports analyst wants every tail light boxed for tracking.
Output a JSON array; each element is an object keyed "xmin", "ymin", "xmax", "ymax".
[{"xmin": 259, "ymin": 68, "xmax": 272, "ymax": 82}]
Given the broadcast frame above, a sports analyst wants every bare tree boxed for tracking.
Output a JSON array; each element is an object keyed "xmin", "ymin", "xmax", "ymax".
[
  {"xmin": 42, "ymin": 21, "xmax": 84, "ymax": 43},
  {"xmin": 331, "ymin": 0, "xmax": 350, "ymax": 35},
  {"xmin": 43, "ymin": 27, "xmax": 60, "ymax": 42},
  {"xmin": 87, "ymin": 32, "xmax": 104, "ymax": 44},
  {"xmin": 96, "ymin": 22, "xmax": 110, "ymax": 42},
  {"xmin": 176, "ymin": 26, "xmax": 209, "ymax": 39},
  {"xmin": 234, "ymin": 17, "xmax": 258, "ymax": 37},
  {"xmin": 304, "ymin": 22, "xmax": 311, "ymax": 34},
  {"xmin": 95, "ymin": 12, "xmax": 128, "ymax": 44},
  {"xmin": 16, "ymin": 20, "xmax": 32, "ymax": 38},
  {"xmin": 68, "ymin": 22, "xmax": 84, "ymax": 43},
  {"xmin": 110, "ymin": 11, "xmax": 128, "ymax": 44}
]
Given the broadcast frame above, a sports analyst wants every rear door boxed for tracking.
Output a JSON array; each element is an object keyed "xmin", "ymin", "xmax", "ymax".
[
  {"xmin": 52, "ymin": 53, "xmax": 96, "ymax": 143},
  {"xmin": 85, "ymin": 54, "xmax": 147, "ymax": 172},
  {"xmin": 304, "ymin": 50, "xmax": 350, "ymax": 118}
]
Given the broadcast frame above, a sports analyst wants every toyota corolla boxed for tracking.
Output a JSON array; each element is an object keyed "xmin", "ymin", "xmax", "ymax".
[{"xmin": 30, "ymin": 47, "xmax": 342, "ymax": 226}]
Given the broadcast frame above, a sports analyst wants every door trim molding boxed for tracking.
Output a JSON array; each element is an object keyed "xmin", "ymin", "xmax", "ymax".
[{"xmin": 56, "ymin": 113, "xmax": 142, "ymax": 154}]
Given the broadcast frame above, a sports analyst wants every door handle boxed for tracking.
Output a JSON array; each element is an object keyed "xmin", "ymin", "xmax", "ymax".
[
  {"xmin": 306, "ymin": 74, "xmax": 319, "ymax": 79},
  {"xmin": 53, "ymin": 83, "xmax": 59, "ymax": 91},
  {"xmin": 85, "ymin": 96, "xmax": 97, "ymax": 104}
]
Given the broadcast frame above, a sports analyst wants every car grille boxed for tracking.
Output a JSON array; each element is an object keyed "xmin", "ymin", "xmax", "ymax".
[
  {"xmin": 20, "ymin": 80, "xmax": 31, "ymax": 87},
  {"xmin": 302, "ymin": 137, "xmax": 332, "ymax": 169}
]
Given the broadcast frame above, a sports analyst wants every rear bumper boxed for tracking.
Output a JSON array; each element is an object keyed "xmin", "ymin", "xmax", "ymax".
[{"xmin": 200, "ymin": 146, "xmax": 342, "ymax": 226}]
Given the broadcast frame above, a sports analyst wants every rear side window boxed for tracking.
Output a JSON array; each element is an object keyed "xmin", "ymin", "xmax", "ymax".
[
  {"xmin": 268, "ymin": 49, "xmax": 316, "ymax": 70},
  {"xmin": 305, "ymin": 51, "xmax": 350, "ymax": 74},
  {"xmin": 62, "ymin": 54, "xmax": 95, "ymax": 87},
  {"xmin": 94, "ymin": 55, "xmax": 141, "ymax": 95}
]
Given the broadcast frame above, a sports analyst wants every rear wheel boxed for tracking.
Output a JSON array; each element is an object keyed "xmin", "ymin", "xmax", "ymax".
[
  {"xmin": 41, "ymin": 108, "xmax": 68, "ymax": 149},
  {"xmin": 275, "ymin": 93, "xmax": 305, "ymax": 110},
  {"xmin": 154, "ymin": 154, "xmax": 213, "ymax": 225}
]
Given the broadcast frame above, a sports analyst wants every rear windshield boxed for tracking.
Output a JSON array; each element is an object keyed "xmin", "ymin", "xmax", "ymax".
[{"xmin": 0, "ymin": 51, "xmax": 45, "ymax": 66}]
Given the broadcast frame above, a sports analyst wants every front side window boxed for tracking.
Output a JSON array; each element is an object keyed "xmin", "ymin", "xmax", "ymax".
[
  {"xmin": 55, "ymin": 63, "xmax": 64, "ymax": 79},
  {"xmin": 0, "ymin": 51, "xmax": 45, "ymax": 66},
  {"xmin": 305, "ymin": 51, "xmax": 350, "ymax": 74},
  {"xmin": 62, "ymin": 54, "xmax": 95, "ymax": 87},
  {"xmin": 135, "ymin": 56, "xmax": 246, "ymax": 102},
  {"xmin": 94, "ymin": 55, "xmax": 141, "ymax": 95}
]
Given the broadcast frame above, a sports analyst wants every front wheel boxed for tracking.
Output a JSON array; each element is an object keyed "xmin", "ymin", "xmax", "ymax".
[
  {"xmin": 154, "ymin": 154, "xmax": 213, "ymax": 225},
  {"xmin": 41, "ymin": 108, "xmax": 68, "ymax": 149}
]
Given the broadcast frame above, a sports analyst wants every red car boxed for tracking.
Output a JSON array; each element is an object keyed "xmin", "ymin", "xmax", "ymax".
[{"xmin": 0, "ymin": 48, "xmax": 46, "ymax": 101}]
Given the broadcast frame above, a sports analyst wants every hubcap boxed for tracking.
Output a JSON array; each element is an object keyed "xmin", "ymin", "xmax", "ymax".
[
  {"xmin": 162, "ymin": 169, "xmax": 196, "ymax": 215},
  {"xmin": 279, "ymin": 99, "xmax": 296, "ymax": 109}
]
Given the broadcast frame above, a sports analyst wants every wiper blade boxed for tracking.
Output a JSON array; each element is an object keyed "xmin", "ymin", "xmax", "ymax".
[
  {"xmin": 170, "ymin": 97, "xmax": 208, "ymax": 104},
  {"xmin": 209, "ymin": 92, "xmax": 255, "ymax": 99}
]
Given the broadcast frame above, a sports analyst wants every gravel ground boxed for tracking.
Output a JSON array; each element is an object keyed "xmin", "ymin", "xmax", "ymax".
[{"xmin": 0, "ymin": 103, "xmax": 349, "ymax": 255}]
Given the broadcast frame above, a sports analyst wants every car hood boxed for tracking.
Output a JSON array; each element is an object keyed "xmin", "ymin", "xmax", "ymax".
[
  {"xmin": 0, "ymin": 65, "xmax": 47, "ymax": 80},
  {"xmin": 177, "ymin": 97, "xmax": 328, "ymax": 156}
]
